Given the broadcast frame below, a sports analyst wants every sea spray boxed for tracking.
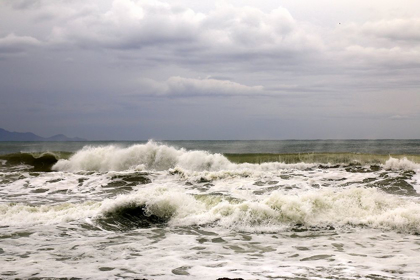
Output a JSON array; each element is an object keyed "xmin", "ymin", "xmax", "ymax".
[{"xmin": 384, "ymin": 157, "xmax": 420, "ymax": 171}]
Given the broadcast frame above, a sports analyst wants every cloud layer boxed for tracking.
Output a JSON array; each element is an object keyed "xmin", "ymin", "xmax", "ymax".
[
  {"xmin": 3, "ymin": 0, "xmax": 420, "ymax": 70},
  {"xmin": 1, "ymin": 0, "xmax": 420, "ymax": 139},
  {"xmin": 48, "ymin": 0, "xmax": 322, "ymax": 52}
]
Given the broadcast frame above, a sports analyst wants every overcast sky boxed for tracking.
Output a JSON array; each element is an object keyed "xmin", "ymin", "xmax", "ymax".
[{"xmin": 1, "ymin": 0, "xmax": 420, "ymax": 140}]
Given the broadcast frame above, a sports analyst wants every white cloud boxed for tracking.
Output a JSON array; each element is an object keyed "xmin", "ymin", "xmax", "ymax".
[
  {"xmin": 360, "ymin": 19, "xmax": 420, "ymax": 42},
  {"xmin": 47, "ymin": 0, "xmax": 323, "ymax": 55},
  {"xmin": 345, "ymin": 45, "xmax": 420, "ymax": 65},
  {"xmin": 2, "ymin": 1, "xmax": 420, "ymax": 96},
  {"xmin": 138, "ymin": 76, "xmax": 264, "ymax": 96},
  {"xmin": 329, "ymin": 18, "xmax": 420, "ymax": 69},
  {"xmin": 50, "ymin": 0, "xmax": 204, "ymax": 49},
  {"xmin": 390, "ymin": 114, "xmax": 412, "ymax": 120},
  {"xmin": 0, "ymin": 33, "xmax": 41, "ymax": 53}
]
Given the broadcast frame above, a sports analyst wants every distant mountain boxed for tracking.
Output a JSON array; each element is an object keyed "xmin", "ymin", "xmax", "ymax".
[{"xmin": 0, "ymin": 128, "xmax": 86, "ymax": 141}]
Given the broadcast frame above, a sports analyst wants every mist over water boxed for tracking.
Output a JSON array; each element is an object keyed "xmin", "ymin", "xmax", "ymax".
[{"xmin": 1, "ymin": 140, "xmax": 420, "ymax": 279}]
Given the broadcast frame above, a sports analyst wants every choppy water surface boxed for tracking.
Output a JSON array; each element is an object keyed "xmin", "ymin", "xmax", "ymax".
[{"xmin": 1, "ymin": 140, "xmax": 420, "ymax": 279}]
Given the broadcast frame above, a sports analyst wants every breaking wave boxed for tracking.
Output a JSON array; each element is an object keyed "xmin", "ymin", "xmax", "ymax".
[
  {"xmin": 2, "ymin": 187, "xmax": 420, "ymax": 234},
  {"xmin": 52, "ymin": 141, "xmax": 420, "ymax": 172},
  {"xmin": 95, "ymin": 187, "xmax": 420, "ymax": 233},
  {"xmin": 383, "ymin": 157, "xmax": 420, "ymax": 171},
  {"xmin": 53, "ymin": 141, "xmax": 232, "ymax": 172}
]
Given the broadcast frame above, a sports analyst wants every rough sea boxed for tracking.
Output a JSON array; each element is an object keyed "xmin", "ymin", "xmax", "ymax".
[{"xmin": 1, "ymin": 140, "xmax": 420, "ymax": 279}]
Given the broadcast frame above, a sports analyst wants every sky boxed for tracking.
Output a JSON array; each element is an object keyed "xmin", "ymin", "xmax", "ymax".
[{"xmin": 1, "ymin": 0, "xmax": 420, "ymax": 140}]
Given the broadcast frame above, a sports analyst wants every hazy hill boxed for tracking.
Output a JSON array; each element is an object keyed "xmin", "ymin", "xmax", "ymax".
[{"xmin": 0, "ymin": 128, "xmax": 86, "ymax": 141}]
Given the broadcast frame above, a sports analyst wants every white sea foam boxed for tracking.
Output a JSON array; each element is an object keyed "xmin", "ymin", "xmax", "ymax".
[
  {"xmin": 0, "ymin": 201, "xmax": 100, "ymax": 226},
  {"xmin": 94, "ymin": 186, "xmax": 420, "ymax": 233},
  {"xmin": 383, "ymin": 157, "xmax": 420, "ymax": 171},
  {"xmin": 4, "ymin": 186, "xmax": 419, "ymax": 233},
  {"xmin": 3, "ymin": 179, "xmax": 420, "ymax": 280},
  {"xmin": 3, "ymin": 161, "xmax": 420, "ymax": 233}
]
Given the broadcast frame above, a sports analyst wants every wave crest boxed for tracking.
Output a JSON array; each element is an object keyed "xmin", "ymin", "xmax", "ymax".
[
  {"xmin": 383, "ymin": 157, "xmax": 420, "ymax": 171},
  {"xmin": 53, "ymin": 141, "xmax": 231, "ymax": 172},
  {"xmin": 95, "ymin": 187, "xmax": 420, "ymax": 233},
  {"xmin": 2, "ymin": 187, "xmax": 420, "ymax": 234},
  {"xmin": 51, "ymin": 141, "xmax": 420, "ymax": 172}
]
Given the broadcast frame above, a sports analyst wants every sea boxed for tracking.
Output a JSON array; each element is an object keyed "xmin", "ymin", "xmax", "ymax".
[{"xmin": 1, "ymin": 140, "xmax": 420, "ymax": 279}]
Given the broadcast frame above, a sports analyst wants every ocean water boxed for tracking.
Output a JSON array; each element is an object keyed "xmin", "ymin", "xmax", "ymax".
[{"xmin": 1, "ymin": 140, "xmax": 420, "ymax": 279}]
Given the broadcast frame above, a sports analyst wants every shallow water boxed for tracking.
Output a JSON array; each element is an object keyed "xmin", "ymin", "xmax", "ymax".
[{"xmin": 1, "ymin": 140, "xmax": 420, "ymax": 279}]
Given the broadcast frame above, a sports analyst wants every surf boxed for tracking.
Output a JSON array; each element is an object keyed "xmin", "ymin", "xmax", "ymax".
[{"xmin": 51, "ymin": 141, "xmax": 420, "ymax": 172}]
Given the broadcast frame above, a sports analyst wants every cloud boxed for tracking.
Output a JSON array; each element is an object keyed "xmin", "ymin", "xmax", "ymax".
[
  {"xmin": 48, "ymin": 0, "xmax": 323, "ymax": 56},
  {"xmin": 50, "ymin": 0, "xmax": 204, "ymax": 49},
  {"xmin": 360, "ymin": 19, "xmax": 420, "ymax": 42},
  {"xmin": 2, "ymin": 1, "xmax": 420, "ymax": 139},
  {"xmin": 4, "ymin": 0, "xmax": 43, "ymax": 10},
  {"xmin": 138, "ymin": 76, "xmax": 264, "ymax": 96},
  {"xmin": 0, "ymin": 33, "xmax": 41, "ymax": 54},
  {"xmin": 329, "ymin": 18, "xmax": 420, "ymax": 70},
  {"xmin": 1, "ymin": 0, "xmax": 99, "ymax": 25},
  {"xmin": 344, "ymin": 44, "xmax": 420, "ymax": 66},
  {"xmin": 389, "ymin": 114, "xmax": 416, "ymax": 120}
]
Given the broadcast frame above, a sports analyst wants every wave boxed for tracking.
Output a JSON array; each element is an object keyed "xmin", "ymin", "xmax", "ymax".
[
  {"xmin": 52, "ymin": 141, "xmax": 420, "ymax": 172},
  {"xmin": 96, "ymin": 204, "xmax": 168, "ymax": 231},
  {"xmin": 2, "ymin": 186, "xmax": 420, "ymax": 234},
  {"xmin": 0, "ymin": 152, "xmax": 70, "ymax": 171},
  {"xmin": 53, "ymin": 141, "xmax": 232, "ymax": 172},
  {"xmin": 94, "ymin": 187, "xmax": 420, "ymax": 233},
  {"xmin": 383, "ymin": 157, "xmax": 420, "ymax": 171}
]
